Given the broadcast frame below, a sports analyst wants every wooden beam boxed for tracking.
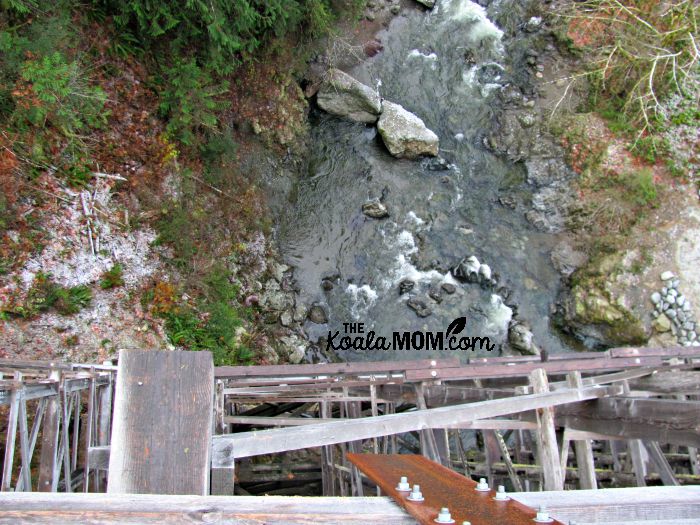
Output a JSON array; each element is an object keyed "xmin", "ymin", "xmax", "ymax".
[
  {"xmin": 556, "ymin": 397, "xmax": 700, "ymax": 447},
  {"xmin": 107, "ymin": 350, "xmax": 214, "ymax": 495},
  {"xmin": 0, "ymin": 493, "xmax": 415, "ymax": 524},
  {"xmin": 37, "ymin": 372, "xmax": 60, "ymax": 492},
  {"xmin": 212, "ymin": 383, "xmax": 620, "ymax": 465}
]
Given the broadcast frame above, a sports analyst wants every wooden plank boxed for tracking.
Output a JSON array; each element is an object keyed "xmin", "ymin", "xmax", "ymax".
[
  {"xmin": 0, "ymin": 493, "xmax": 415, "ymax": 524},
  {"xmin": 511, "ymin": 486, "xmax": 700, "ymax": 523},
  {"xmin": 212, "ymin": 383, "xmax": 620, "ymax": 465},
  {"xmin": 107, "ymin": 350, "xmax": 214, "ymax": 495},
  {"xmin": 17, "ymin": 389, "xmax": 32, "ymax": 491},
  {"xmin": 530, "ymin": 368, "xmax": 564, "ymax": 491},
  {"xmin": 38, "ymin": 371, "xmax": 61, "ymax": 492},
  {"xmin": 83, "ymin": 374, "xmax": 96, "ymax": 492},
  {"xmin": 630, "ymin": 371, "xmax": 700, "ymax": 394},
  {"xmin": 215, "ymin": 358, "xmax": 460, "ymax": 378},
  {"xmin": 406, "ymin": 356, "xmax": 665, "ymax": 381},
  {"xmin": 495, "ymin": 429, "xmax": 523, "ymax": 492}
]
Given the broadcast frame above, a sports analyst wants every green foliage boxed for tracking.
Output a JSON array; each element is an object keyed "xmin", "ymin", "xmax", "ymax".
[
  {"xmin": 17, "ymin": 51, "xmax": 107, "ymax": 135},
  {"xmin": 158, "ymin": 59, "xmax": 230, "ymax": 146},
  {"xmin": 7, "ymin": 273, "xmax": 93, "ymax": 317},
  {"xmin": 630, "ymin": 135, "xmax": 669, "ymax": 164},
  {"xmin": 154, "ymin": 199, "xmax": 198, "ymax": 268},
  {"xmin": 100, "ymin": 263, "xmax": 124, "ymax": 289},
  {"xmin": 161, "ymin": 266, "xmax": 252, "ymax": 366},
  {"xmin": 60, "ymin": 158, "xmax": 92, "ymax": 188},
  {"xmin": 623, "ymin": 168, "xmax": 658, "ymax": 206}
]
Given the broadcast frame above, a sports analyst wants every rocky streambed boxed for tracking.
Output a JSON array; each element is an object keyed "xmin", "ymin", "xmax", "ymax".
[{"xmin": 271, "ymin": 0, "xmax": 700, "ymax": 363}]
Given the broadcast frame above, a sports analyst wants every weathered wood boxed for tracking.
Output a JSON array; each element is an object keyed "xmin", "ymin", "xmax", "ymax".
[
  {"xmin": 555, "ymin": 397, "xmax": 700, "ymax": 447},
  {"xmin": 567, "ymin": 371, "xmax": 597, "ymax": 490},
  {"xmin": 212, "ymin": 383, "xmax": 619, "ymax": 465},
  {"xmin": 87, "ymin": 446, "xmax": 111, "ymax": 470},
  {"xmin": 17, "ymin": 389, "xmax": 32, "ymax": 491},
  {"xmin": 630, "ymin": 371, "xmax": 700, "ymax": 394},
  {"xmin": 511, "ymin": 485, "xmax": 700, "ymax": 523},
  {"xmin": 17, "ymin": 397, "xmax": 47, "ymax": 492},
  {"xmin": 210, "ymin": 468, "xmax": 234, "ymax": 496},
  {"xmin": 530, "ymin": 368, "xmax": 564, "ymax": 491},
  {"xmin": 83, "ymin": 374, "xmax": 96, "ymax": 492},
  {"xmin": 495, "ymin": 429, "xmax": 523, "ymax": 492},
  {"xmin": 1, "ymin": 388, "xmax": 20, "ymax": 491},
  {"xmin": 643, "ymin": 441, "xmax": 680, "ymax": 486},
  {"xmin": 0, "ymin": 493, "xmax": 415, "ymax": 524},
  {"xmin": 407, "ymin": 356, "xmax": 666, "ymax": 381},
  {"xmin": 107, "ymin": 350, "xmax": 214, "ymax": 495},
  {"xmin": 38, "ymin": 371, "xmax": 61, "ymax": 492},
  {"xmin": 215, "ymin": 358, "xmax": 459, "ymax": 378}
]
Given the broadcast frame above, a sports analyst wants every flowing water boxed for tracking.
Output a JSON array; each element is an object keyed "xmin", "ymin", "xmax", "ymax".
[{"xmin": 279, "ymin": 0, "xmax": 572, "ymax": 361}]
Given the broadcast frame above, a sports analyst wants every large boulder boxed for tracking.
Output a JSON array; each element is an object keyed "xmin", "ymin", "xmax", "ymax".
[
  {"xmin": 316, "ymin": 69, "xmax": 382, "ymax": 123},
  {"xmin": 377, "ymin": 101, "xmax": 439, "ymax": 159}
]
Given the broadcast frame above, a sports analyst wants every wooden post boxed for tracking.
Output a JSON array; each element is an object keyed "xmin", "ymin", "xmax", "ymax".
[
  {"xmin": 1, "ymin": 386, "xmax": 20, "ymax": 491},
  {"xmin": 415, "ymin": 382, "xmax": 441, "ymax": 463},
  {"xmin": 38, "ymin": 371, "xmax": 61, "ymax": 492},
  {"xmin": 567, "ymin": 371, "xmax": 597, "ymax": 489},
  {"xmin": 83, "ymin": 373, "xmax": 96, "ymax": 492},
  {"xmin": 622, "ymin": 380, "xmax": 647, "ymax": 486},
  {"xmin": 17, "ymin": 388, "xmax": 31, "ymax": 491},
  {"xmin": 643, "ymin": 441, "xmax": 680, "ymax": 486},
  {"xmin": 17, "ymin": 398, "xmax": 47, "ymax": 492},
  {"xmin": 529, "ymin": 368, "xmax": 564, "ymax": 491},
  {"xmin": 494, "ymin": 429, "xmax": 523, "ymax": 492}
]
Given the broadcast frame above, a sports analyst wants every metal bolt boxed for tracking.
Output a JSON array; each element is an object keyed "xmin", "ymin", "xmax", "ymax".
[
  {"xmin": 396, "ymin": 476, "xmax": 410, "ymax": 492},
  {"xmin": 407, "ymin": 484, "xmax": 424, "ymax": 502},
  {"xmin": 462, "ymin": 522, "xmax": 472, "ymax": 525},
  {"xmin": 475, "ymin": 477, "xmax": 490, "ymax": 492},
  {"xmin": 435, "ymin": 507, "xmax": 455, "ymax": 524},
  {"xmin": 430, "ymin": 360, "xmax": 437, "ymax": 366},
  {"xmin": 431, "ymin": 370, "xmax": 438, "ymax": 377},
  {"xmin": 534, "ymin": 505, "xmax": 553, "ymax": 523},
  {"xmin": 494, "ymin": 484, "xmax": 509, "ymax": 501}
]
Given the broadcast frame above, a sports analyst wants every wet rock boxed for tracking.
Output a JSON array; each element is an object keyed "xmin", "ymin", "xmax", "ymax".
[
  {"xmin": 526, "ymin": 185, "xmax": 576, "ymax": 233},
  {"xmin": 317, "ymin": 68, "xmax": 382, "ymax": 123},
  {"xmin": 424, "ymin": 157, "xmax": 450, "ymax": 171},
  {"xmin": 308, "ymin": 305, "xmax": 328, "ymax": 324},
  {"xmin": 415, "ymin": 0, "xmax": 435, "ymax": 7},
  {"xmin": 377, "ymin": 101, "xmax": 439, "ymax": 159},
  {"xmin": 478, "ymin": 263, "xmax": 492, "ymax": 281},
  {"xmin": 362, "ymin": 198, "xmax": 389, "ymax": 218},
  {"xmin": 551, "ymin": 241, "xmax": 588, "ymax": 277},
  {"xmin": 321, "ymin": 279, "xmax": 334, "ymax": 291},
  {"xmin": 453, "ymin": 255, "xmax": 480, "ymax": 282},
  {"xmin": 282, "ymin": 336, "xmax": 306, "ymax": 364},
  {"xmin": 428, "ymin": 285, "xmax": 443, "ymax": 304},
  {"xmin": 399, "ymin": 279, "xmax": 415, "ymax": 294},
  {"xmin": 653, "ymin": 313, "xmax": 672, "ymax": 333},
  {"xmin": 508, "ymin": 321, "xmax": 540, "ymax": 356},
  {"xmin": 390, "ymin": 4, "xmax": 400, "ymax": 14},
  {"xmin": 407, "ymin": 298, "xmax": 432, "ymax": 318},
  {"xmin": 441, "ymin": 283, "xmax": 457, "ymax": 294}
]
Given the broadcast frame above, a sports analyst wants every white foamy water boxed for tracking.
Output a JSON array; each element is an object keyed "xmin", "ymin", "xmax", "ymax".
[
  {"xmin": 483, "ymin": 294, "xmax": 513, "ymax": 337},
  {"xmin": 384, "ymin": 230, "xmax": 458, "ymax": 290},
  {"xmin": 346, "ymin": 284, "xmax": 379, "ymax": 320},
  {"xmin": 447, "ymin": 0, "xmax": 504, "ymax": 43}
]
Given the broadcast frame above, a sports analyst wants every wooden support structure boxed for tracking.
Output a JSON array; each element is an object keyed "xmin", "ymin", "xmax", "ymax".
[
  {"xmin": 567, "ymin": 371, "xmax": 597, "ymax": 490},
  {"xmin": 529, "ymin": 368, "xmax": 564, "ymax": 491},
  {"xmin": 107, "ymin": 350, "xmax": 214, "ymax": 495}
]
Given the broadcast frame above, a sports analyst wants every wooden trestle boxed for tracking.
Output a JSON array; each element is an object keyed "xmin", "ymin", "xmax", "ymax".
[{"xmin": 1, "ymin": 346, "xmax": 699, "ymax": 524}]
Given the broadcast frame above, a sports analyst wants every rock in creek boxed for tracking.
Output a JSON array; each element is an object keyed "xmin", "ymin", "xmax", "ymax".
[
  {"xmin": 317, "ymin": 68, "xmax": 382, "ymax": 124},
  {"xmin": 508, "ymin": 321, "xmax": 540, "ymax": 356},
  {"xmin": 415, "ymin": 0, "xmax": 436, "ymax": 8},
  {"xmin": 407, "ymin": 298, "xmax": 432, "ymax": 318},
  {"xmin": 399, "ymin": 279, "xmax": 415, "ymax": 294},
  {"xmin": 377, "ymin": 101, "xmax": 439, "ymax": 159},
  {"xmin": 362, "ymin": 198, "xmax": 389, "ymax": 219},
  {"xmin": 441, "ymin": 283, "xmax": 456, "ymax": 294},
  {"xmin": 308, "ymin": 304, "xmax": 328, "ymax": 324}
]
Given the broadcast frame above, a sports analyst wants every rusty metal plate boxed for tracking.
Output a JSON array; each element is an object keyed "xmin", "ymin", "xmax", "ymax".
[{"xmin": 348, "ymin": 454, "xmax": 564, "ymax": 525}]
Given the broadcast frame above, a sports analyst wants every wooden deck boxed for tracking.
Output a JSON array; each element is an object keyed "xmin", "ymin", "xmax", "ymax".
[{"xmin": 107, "ymin": 350, "xmax": 213, "ymax": 495}]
